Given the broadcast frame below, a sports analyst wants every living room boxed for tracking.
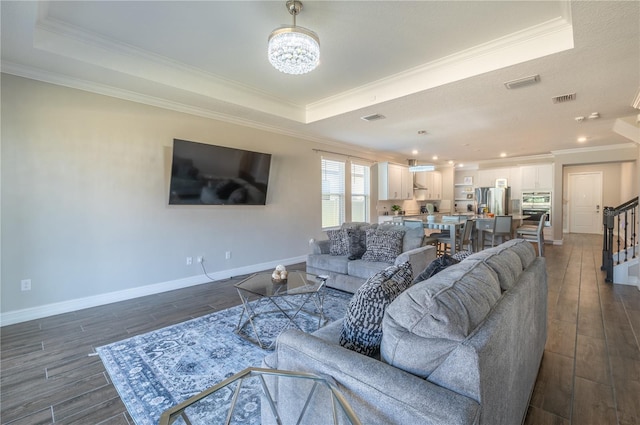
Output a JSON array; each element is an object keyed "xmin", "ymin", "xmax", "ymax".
[{"xmin": 1, "ymin": 1, "xmax": 640, "ymax": 424}]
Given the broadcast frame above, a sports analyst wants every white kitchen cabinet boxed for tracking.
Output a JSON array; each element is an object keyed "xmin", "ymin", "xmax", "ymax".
[
  {"xmin": 477, "ymin": 168, "xmax": 512, "ymax": 188},
  {"xmin": 414, "ymin": 171, "xmax": 442, "ymax": 200},
  {"xmin": 521, "ymin": 164, "xmax": 553, "ymax": 190},
  {"xmin": 376, "ymin": 162, "xmax": 413, "ymax": 200}
]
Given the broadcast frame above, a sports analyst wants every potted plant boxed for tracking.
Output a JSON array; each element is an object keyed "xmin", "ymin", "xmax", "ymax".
[{"xmin": 391, "ymin": 204, "xmax": 402, "ymax": 215}]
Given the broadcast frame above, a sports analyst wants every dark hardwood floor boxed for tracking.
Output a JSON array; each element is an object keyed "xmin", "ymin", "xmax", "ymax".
[{"xmin": 1, "ymin": 234, "xmax": 639, "ymax": 424}]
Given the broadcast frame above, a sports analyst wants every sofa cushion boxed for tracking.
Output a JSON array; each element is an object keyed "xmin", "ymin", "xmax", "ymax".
[
  {"xmin": 381, "ymin": 259, "xmax": 502, "ymax": 378},
  {"xmin": 413, "ymin": 254, "xmax": 459, "ymax": 284},
  {"xmin": 327, "ymin": 229, "xmax": 349, "ymax": 256},
  {"xmin": 306, "ymin": 253, "xmax": 349, "ymax": 275},
  {"xmin": 500, "ymin": 238, "xmax": 537, "ymax": 268},
  {"xmin": 347, "ymin": 259, "xmax": 391, "ymax": 280},
  {"xmin": 465, "ymin": 245, "xmax": 524, "ymax": 291},
  {"xmin": 340, "ymin": 262, "xmax": 413, "ymax": 356},
  {"xmin": 362, "ymin": 228, "xmax": 404, "ymax": 263}
]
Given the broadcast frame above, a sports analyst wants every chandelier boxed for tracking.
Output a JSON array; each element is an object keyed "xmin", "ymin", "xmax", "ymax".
[{"xmin": 268, "ymin": 0, "xmax": 320, "ymax": 75}]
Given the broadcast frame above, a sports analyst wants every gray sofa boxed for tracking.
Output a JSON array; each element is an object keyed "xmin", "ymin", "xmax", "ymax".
[
  {"xmin": 264, "ymin": 239, "xmax": 547, "ymax": 425},
  {"xmin": 307, "ymin": 223, "xmax": 437, "ymax": 293}
]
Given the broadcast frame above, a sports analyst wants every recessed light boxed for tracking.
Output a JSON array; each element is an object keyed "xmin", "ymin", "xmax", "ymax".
[
  {"xmin": 577, "ymin": 137, "xmax": 587, "ymax": 143},
  {"xmin": 432, "ymin": 155, "xmax": 438, "ymax": 160},
  {"xmin": 412, "ymin": 149, "xmax": 418, "ymax": 155},
  {"xmin": 448, "ymin": 160, "xmax": 454, "ymax": 165},
  {"xmin": 458, "ymin": 163, "xmax": 464, "ymax": 168},
  {"xmin": 500, "ymin": 153, "xmax": 507, "ymax": 158}
]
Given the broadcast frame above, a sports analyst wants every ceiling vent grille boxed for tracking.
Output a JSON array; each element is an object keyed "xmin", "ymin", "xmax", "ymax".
[
  {"xmin": 360, "ymin": 113, "xmax": 386, "ymax": 122},
  {"xmin": 504, "ymin": 74, "xmax": 540, "ymax": 89},
  {"xmin": 552, "ymin": 93, "xmax": 576, "ymax": 104}
]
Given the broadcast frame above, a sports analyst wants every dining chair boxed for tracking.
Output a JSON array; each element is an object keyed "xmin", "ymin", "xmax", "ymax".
[
  {"xmin": 516, "ymin": 213, "xmax": 546, "ymax": 256},
  {"xmin": 482, "ymin": 215, "xmax": 512, "ymax": 249},
  {"xmin": 459, "ymin": 219, "xmax": 476, "ymax": 252},
  {"xmin": 435, "ymin": 216, "xmax": 469, "ymax": 255}
]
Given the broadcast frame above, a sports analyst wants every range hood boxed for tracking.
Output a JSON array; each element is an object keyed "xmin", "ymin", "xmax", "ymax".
[
  {"xmin": 407, "ymin": 159, "xmax": 435, "ymax": 173},
  {"xmin": 408, "ymin": 159, "xmax": 435, "ymax": 189}
]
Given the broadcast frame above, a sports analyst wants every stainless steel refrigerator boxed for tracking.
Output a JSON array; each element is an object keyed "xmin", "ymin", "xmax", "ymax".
[{"xmin": 475, "ymin": 187, "xmax": 511, "ymax": 215}]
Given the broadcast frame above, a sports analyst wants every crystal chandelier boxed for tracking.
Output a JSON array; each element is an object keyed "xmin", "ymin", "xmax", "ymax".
[{"xmin": 268, "ymin": 0, "xmax": 320, "ymax": 75}]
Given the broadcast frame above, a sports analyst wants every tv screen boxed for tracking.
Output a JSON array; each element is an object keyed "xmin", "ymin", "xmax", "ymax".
[{"xmin": 168, "ymin": 139, "xmax": 272, "ymax": 205}]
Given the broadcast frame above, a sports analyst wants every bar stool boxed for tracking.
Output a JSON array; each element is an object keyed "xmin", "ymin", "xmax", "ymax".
[
  {"xmin": 516, "ymin": 213, "xmax": 546, "ymax": 256},
  {"xmin": 482, "ymin": 215, "xmax": 512, "ymax": 249}
]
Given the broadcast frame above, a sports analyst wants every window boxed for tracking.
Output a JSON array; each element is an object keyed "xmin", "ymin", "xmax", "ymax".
[
  {"xmin": 321, "ymin": 158, "xmax": 345, "ymax": 228},
  {"xmin": 321, "ymin": 157, "xmax": 370, "ymax": 229},
  {"xmin": 351, "ymin": 162, "xmax": 370, "ymax": 222}
]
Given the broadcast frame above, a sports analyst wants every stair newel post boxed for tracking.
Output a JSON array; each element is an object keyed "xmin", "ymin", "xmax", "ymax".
[{"xmin": 602, "ymin": 206, "xmax": 615, "ymax": 282}]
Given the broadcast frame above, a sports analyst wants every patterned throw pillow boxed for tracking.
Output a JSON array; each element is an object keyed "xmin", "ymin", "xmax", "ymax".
[
  {"xmin": 361, "ymin": 229, "xmax": 404, "ymax": 263},
  {"xmin": 327, "ymin": 229, "xmax": 349, "ymax": 256},
  {"xmin": 340, "ymin": 262, "xmax": 413, "ymax": 356},
  {"xmin": 451, "ymin": 250, "xmax": 473, "ymax": 262},
  {"xmin": 412, "ymin": 254, "xmax": 459, "ymax": 284},
  {"xmin": 344, "ymin": 228, "xmax": 367, "ymax": 260}
]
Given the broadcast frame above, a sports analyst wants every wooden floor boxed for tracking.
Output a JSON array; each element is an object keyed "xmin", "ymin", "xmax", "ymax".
[{"xmin": 1, "ymin": 234, "xmax": 639, "ymax": 424}]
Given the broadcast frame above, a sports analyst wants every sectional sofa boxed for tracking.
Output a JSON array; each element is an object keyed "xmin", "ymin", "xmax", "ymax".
[{"xmin": 264, "ymin": 239, "xmax": 547, "ymax": 425}]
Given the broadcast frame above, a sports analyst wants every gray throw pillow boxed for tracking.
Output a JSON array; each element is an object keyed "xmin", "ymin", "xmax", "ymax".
[
  {"xmin": 344, "ymin": 228, "xmax": 367, "ymax": 260},
  {"xmin": 339, "ymin": 262, "xmax": 413, "ymax": 356},
  {"xmin": 362, "ymin": 229, "xmax": 404, "ymax": 263},
  {"xmin": 327, "ymin": 229, "xmax": 349, "ymax": 256}
]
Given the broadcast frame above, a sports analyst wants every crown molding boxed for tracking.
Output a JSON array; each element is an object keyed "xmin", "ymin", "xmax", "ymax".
[
  {"xmin": 550, "ymin": 142, "xmax": 638, "ymax": 156},
  {"xmin": 306, "ymin": 16, "xmax": 574, "ymax": 123},
  {"xmin": 33, "ymin": 13, "xmax": 306, "ymax": 122},
  {"xmin": 1, "ymin": 62, "xmax": 376, "ymax": 157}
]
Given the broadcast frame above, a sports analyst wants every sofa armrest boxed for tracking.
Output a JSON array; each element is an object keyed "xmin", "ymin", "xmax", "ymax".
[
  {"xmin": 310, "ymin": 239, "xmax": 330, "ymax": 255},
  {"xmin": 268, "ymin": 329, "xmax": 480, "ymax": 425},
  {"xmin": 395, "ymin": 245, "xmax": 437, "ymax": 279}
]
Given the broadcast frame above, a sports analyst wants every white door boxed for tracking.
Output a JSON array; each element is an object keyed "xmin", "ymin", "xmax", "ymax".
[{"xmin": 569, "ymin": 172, "xmax": 603, "ymax": 234}]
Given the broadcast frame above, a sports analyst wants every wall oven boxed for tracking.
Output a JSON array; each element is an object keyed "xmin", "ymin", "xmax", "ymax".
[{"xmin": 522, "ymin": 191, "xmax": 551, "ymax": 226}]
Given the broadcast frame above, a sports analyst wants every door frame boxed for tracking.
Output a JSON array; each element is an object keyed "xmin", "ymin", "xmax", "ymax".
[{"xmin": 567, "ymin": 171, "xmax": 603, "ymax": 234}]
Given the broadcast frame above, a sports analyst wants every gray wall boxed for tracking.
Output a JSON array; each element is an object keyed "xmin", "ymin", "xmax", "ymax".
[{"xmin": 0, "ymin": 75, "xmax": 384, "ymax": 323}]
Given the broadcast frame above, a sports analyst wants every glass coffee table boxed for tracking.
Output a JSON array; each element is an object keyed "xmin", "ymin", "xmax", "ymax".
[
  {"xmin": 234, "ymin": 271, "xmax": 328, "ymax": 349},
  {"xmin": 159, "ymin": 367, "xmax": 361, "ymax": 425}
]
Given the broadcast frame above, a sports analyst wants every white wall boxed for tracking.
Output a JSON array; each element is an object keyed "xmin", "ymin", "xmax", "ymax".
[{"xmin": 0, "ymin": 75, "xmax": 379, "ymax": 324}]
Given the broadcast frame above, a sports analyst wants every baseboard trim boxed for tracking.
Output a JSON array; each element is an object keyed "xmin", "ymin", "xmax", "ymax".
[{"xmin": 0, "ymin": 255, "xmax": 307, "ymax": 327}]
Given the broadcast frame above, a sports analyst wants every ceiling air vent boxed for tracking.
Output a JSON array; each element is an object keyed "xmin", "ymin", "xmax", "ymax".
[
  {"xmin": 360, "ymin": 113, "xmax": 386, "ymax": 122},
  {"xmin": 504, "ymin": 74, "xmax": 540, "ymax": 89},
  {"xmin": 552, "ymin": 93, "xmax": 576, "ymax": 104}
]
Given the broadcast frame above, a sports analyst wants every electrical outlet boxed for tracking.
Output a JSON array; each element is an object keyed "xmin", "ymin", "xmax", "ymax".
[
  {"xmin": 186, "ymin": 257, "xmax": 193, "ymax": 265},
  {"xmin": 197, "ymin": 256, "xmax": 203, "ymax": 263},
  {"xmin": 225, "ymin": 251, "xmax": 232, "ymax": 260},
  {"xmin": 21, "ymin": 279, "xmax": 31, "ymax": 291}
]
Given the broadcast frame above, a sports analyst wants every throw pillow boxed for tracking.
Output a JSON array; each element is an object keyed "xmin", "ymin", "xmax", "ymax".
[
  {"xmin": 339, "ymin": 261, "xmax": 413, "ymax": 356},
  {"xmin": 327, "ymin": 229, "xmax": 349, "ymax": 256},
  {"xmin": 344, "ymin": 228, "xmax": 367, "ymax": 260},
  {"xmin": 413, "ymin": 254, "xmax": 459, "ymax": 284},
  {"xmin": 362, "ymin": 229, "xmax": 404, "ymax": 263},
  {"xmin": 451, "ymin": 250, "xmax": 473, "ymax": 262}
]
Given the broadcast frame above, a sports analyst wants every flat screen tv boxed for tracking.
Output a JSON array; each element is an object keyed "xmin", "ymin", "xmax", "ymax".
[{"xmin": 168, "ymin": 139, "xmax": 272, "ymax": 205}]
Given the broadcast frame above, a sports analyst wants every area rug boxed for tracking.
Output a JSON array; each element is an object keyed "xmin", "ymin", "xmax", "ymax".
[{"xmin": 96, "ymin": 288, "xmax": 352, "ymax": 425}]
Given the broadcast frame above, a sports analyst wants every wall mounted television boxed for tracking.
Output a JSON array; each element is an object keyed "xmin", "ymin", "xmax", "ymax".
[{"xmin": 168, "ymin": 139, "xmax": 272, "ymax": 205}]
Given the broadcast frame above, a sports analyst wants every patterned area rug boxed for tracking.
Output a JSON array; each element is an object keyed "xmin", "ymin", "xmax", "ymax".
[{"xmin": 96, "ymin": 288, "xmax": 352, "ymax": 425}]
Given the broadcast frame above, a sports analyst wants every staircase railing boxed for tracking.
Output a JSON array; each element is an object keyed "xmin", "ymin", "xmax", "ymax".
[{"xmin": 602, "ymin": 196, "xmax": 639, "ymax": 283}]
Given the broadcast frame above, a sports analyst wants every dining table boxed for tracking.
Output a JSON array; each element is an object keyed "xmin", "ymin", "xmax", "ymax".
[
  {"xmin": 419, "ymin": 217, "xmax": 467, "ymax": 255},
  {"xmin": 407, "ymin": 214, "xmax": 531, "ymax": 254}
]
